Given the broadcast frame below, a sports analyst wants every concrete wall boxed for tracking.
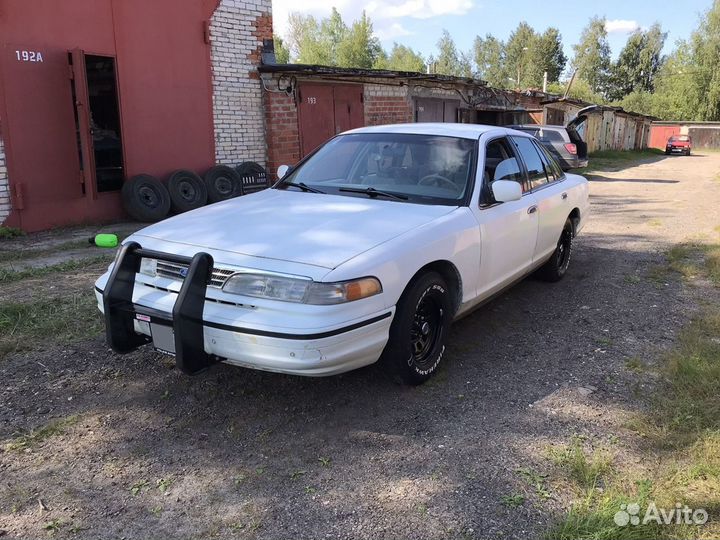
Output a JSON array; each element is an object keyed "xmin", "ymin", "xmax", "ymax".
[{"xmin": 210, "ymin": 0, "xmax": 272, "ymax": 167}]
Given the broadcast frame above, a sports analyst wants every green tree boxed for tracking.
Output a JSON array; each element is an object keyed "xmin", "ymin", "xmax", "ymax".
[
  {"xmin": 273, "ymin": 35, "xmax": 290, "ymax": 64},
  {"xmin": 608, "ymin": 24, "xmax": 666, "ymax": 101},
  {"xmin": 320, "ymin": 7, "xmax": 348, "ymax": 64},
  {"xmin": 336, "ymin": 11, "xmax": 381, "ymax": 68},
  {"xmin": 377, "ymin": 43, "xmax": 426, "ymax": 72},
  {"xmin": 505, "ymin": 22, "xmax": 537, "ymax": 88},
  {"xmin": 433, "ymin": 30, "xmax": 462, "ymax": 76},
  {"xmin": 473, "ymin": 34, "xmax": 508, "ymax": 87},
  {"xmin": 648, "ymin": 44, "xmax": 700, "ymax": 120},
  {"xmin": 530, "ymin": 27, "xmax": 567, "ymax": 85},
  {"xmin": 572, "ymin": 16, "xmax": 611, "ymax": 94},
  {"xmin": 689, "ymin": 0, "xmax": 720, "ymax": 120}
]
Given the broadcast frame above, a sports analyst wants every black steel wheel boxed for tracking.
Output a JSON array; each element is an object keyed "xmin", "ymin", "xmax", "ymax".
[
  {"xmin": 537, "ymin": 218, "xmax": 574, "ymax": 282},
  {"xmin": 121, "ymin": 174, "xmax": 171, "ymax": 222},
  {"xmin": 204, "ymin": 165, "xmax": 242, "ymax": 203},
  {"xmin": 380, "ymin": 272, "xmax": 452, "ymax": 385},
  {"xmin": 167, "ymin": 169, "xmax": 208, "ymax": 213}
]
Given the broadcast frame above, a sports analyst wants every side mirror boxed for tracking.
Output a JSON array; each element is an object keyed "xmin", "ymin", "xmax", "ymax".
[
  {"xmin": 491, "ymin": 180, "xmax": 522, "ymax": 202},
  {"xmin": 277, "ymin": 165, "xmax": 290, "ymax": 179}
]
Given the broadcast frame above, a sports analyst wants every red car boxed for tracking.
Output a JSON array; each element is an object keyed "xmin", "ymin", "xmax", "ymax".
[{"xmin": 666, "ymin": 135, "xmax": 692, "ymax": 155}]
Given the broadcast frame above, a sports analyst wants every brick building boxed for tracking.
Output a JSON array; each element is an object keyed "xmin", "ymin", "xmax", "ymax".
[
  {"xmin": 260, "ymin": 64, "xmax": 544, "ymax": 180},
  {"xmin": 0, "ymin": 0, "xmax": 272, "ymax": 231}
]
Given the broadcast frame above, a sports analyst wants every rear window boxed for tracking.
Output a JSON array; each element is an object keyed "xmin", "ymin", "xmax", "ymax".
[{"xmin": 515, "ymin": 127, "xmax": 565, "ymax": 143}]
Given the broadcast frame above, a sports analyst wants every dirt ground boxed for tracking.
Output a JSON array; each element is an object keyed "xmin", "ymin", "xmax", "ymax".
[{"xmin": 1, "ymin": 152, "xmax": 720, "ymax": 540}]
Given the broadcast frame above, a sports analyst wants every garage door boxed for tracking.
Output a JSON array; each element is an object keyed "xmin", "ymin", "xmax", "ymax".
[
  {"xmin": 415, "ymin": 98, "xmax": 460, "ymax": 123},
  {"xmin": 297, "ymin": 83, "xmax": 364, "ymax": 157}
]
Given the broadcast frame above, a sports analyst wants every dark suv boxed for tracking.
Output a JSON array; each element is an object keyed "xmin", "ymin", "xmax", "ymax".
[
  {"xmin": 507, "ymin": 105, "xmax": 595, "ymax": 171},
  {"xmin": 507, "ymin": 124, "xmax": 588, "ymax": 171}
]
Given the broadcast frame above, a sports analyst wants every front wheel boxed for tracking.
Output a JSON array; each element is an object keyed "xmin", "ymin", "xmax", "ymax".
[
  {"xmin": 380, "ymin": 272, "xmax": 452, "ymax": 385},
  {"xmin": 537, "ymin": 219, "xmax": 573, "ymax": 282}
]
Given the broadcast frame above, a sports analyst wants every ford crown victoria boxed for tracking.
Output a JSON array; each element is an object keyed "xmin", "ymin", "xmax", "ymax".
[{"xmin": 95, "ymin": 124, "xmax": 589, "ymax": 384}]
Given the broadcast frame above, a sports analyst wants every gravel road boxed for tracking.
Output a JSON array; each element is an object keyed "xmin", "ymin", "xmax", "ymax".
[{"xmin": 1, "ymin": 152, "xmax": 719, "ymax": 540}]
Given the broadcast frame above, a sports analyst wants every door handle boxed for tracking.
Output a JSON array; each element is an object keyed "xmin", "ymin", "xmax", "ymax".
[
  {"xmin": 527, "ymin": 205, "xmax": 538, "ymax": 214},
  {"xmin": 561, "ymin": 192, "xmax": 568, "ymax": 200}
]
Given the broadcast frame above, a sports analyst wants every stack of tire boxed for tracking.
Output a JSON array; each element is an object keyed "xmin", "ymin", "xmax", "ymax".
[{"xmin": 121, "ymin": 162, "xmax": 267, "ymax": 223}]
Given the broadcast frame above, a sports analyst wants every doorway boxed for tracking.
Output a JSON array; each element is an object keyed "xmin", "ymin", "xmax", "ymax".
[{"xmin": 70, "ymin": 52, "xmax": 124, "ymax": 194}]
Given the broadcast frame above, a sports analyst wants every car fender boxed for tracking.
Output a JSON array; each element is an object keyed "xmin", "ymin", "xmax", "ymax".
[{"xmin": 322, "ymin": 207, "xmax": 481, "ymax": 312}]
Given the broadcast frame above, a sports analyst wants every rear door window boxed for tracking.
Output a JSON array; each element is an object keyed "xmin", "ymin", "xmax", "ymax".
[
  {"xmin": 533, "ymin": 140, "xmax": 564, "ymax": 182},
  {"xmin": 510, "ymin": 136, "xmax": 548, "ymax": 190}
]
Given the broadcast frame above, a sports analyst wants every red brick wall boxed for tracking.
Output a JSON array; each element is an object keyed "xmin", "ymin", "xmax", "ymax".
[
  {"xmin": 364, "ymin": 95, "xmax": 413, "ymax": 126},
  {"xmin": 264, "ymin": 89, "xmax": 300, "ymax": 180}
]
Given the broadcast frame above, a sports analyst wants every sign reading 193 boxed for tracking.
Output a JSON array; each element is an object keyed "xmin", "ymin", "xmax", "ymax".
[{"xmin": 15, "ymin": 50, "xmax": 44, "ymax": 63}]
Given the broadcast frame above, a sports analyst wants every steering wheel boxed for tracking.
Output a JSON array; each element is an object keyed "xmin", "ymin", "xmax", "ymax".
[{"xmin": 418, "ymin": 174, "xmax": 457, "ymax": 191}]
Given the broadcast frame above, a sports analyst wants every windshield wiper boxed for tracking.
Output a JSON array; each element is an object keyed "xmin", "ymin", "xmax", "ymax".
[
  {"xmin": 284, "ymin": 182, "xmax": 325, "ymax": 194},
  {"xmin": 338, "ymin": 186, "xmax": 408, "ymax": 201}
]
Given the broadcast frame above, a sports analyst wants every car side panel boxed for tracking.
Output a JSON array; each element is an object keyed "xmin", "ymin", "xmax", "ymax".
[{"xmin": 321, "ymin": 207, "xmax": 482, "ymax": 313}]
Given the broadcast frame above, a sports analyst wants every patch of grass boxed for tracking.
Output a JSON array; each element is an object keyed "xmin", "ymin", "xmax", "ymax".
[
  {"xmin": 650, "ymin": 311, "xmax": 720, "ymax": 440},
  {"xmin": 501, "ymin": 493, "xmax": 525, "ymax": 508},
  {"xmin": 647, "ymin": 218, "xmax": 663, "ymax": 228},
  {"xmin": 0, "ymin": 255, "xmax": 112, "ymax": 284},
  {"xmin": 666, "ymin": 243, "xmax": 720, "ymax": 285},
  {"xmin": 516, "ymin": 467, "xmax": 552, "ymax": 501},
  {"xmin": 546, "ymin": 243, "xmax": 720, "ymax": 539},
  {"xmin": 0, "ymin": 226, "xmax": 24, "ymax": 239},
  {"xmin": 624, "ymin": 358, "xmax": 645, "ymax": 373},
  {"xmin": 546, "ymin": 436, "xmax": 614, "ymax": 491},
  {"xmin": 4, "ymin": 415, "xmax": 79, "ymax": 452},
  {"xmin": 0, "ymin": 292, "xmax": 103, "ymax": 359},
  {"xmin": 584, "ymin": 149, "xmax": 665, "ymax": 174},
  {"xmin": 156, "ymin": 478, "xmax": 172, "ymax": 493},
  {"xmin": 130, "ymin": 480, "xmax": 149, "ymax": 496}
]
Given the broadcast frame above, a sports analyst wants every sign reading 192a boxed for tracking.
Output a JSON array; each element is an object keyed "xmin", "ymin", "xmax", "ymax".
[{"xmin": 15, "ymin": 50, "xmax": 44, "ymax": 63}]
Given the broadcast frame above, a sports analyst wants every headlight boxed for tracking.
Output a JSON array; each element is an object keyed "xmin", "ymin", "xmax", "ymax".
[
  {"xmin": 222, "ymin": 273, "xmax": 382, "ymax": 304},
  {"xmin": 139, "ymin": 258, "xmax": 158, "ymax": 277}
]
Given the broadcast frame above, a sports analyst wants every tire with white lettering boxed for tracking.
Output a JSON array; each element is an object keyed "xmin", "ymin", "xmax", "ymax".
[
  {"xmin": 537, "ymin": 218, "xmax": 573, "ymax": 282},
  {"xmin": 381, "ymin": 272, "xmax": 451, "ymax": 385}
]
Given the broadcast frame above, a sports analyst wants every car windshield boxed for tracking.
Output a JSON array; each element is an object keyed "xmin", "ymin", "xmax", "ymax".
[
  {"xmin": 670, "ymin": 135, "xmax": 690, "ymax": 142},
  {"xmin": 277, "ymin": 133, "xmax": 477, "ymax": 205}
]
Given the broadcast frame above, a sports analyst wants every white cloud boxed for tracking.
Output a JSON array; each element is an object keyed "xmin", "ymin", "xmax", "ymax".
[
  {"xmin": 272, "ymin": 0, "xmax": 473, "ymax": 36},
  {"xmin": 367, "ymin": 0, "xmax": 473, "ymax": 20},
  {"xmin": 375, "ymin": 22, "xmax": 413, "ymax": 40},
  {"xmin": 605, "ymin": 19, "xmax": 640, "ymax": 34}
]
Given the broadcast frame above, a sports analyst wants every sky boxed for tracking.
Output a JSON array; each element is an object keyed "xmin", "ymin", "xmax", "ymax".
[{"xmin": 272, "ymin": 0, "xmax": 714, "ymax": 66}]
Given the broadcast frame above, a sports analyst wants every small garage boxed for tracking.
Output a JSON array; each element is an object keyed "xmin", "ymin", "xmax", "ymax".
[
  {"xmin": 0, "ymin": 0, "xmax": 273, "ymax": 232},
  {"xmin": 260, "ymin": 63, "xmax": 544, "ymax": 178}
]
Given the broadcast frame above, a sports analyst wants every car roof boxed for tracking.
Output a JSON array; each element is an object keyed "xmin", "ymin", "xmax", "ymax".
[
  {"xmin": 510, "ymin": 124, "xmax": 568, "ymax": 131},
  {"xmin": 342, "ymin": 122, "xmax": 532, "ymax": 140}
]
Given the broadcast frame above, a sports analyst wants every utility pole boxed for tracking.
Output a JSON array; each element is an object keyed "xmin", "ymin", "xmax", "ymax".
[{"xmin": 543, "ymin": 71, "xmax": 548, "ymax": 93}]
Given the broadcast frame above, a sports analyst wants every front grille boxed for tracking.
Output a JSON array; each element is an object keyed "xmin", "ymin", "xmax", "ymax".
[{"xmin": 155, "ymin": 260, "xmax": 235, "ymax": 289}]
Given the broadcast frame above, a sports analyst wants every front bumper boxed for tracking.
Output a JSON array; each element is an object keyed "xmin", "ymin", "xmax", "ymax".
[{"xmin": 99, "ymin": 242, "xmax": 393, "ymax": 376}]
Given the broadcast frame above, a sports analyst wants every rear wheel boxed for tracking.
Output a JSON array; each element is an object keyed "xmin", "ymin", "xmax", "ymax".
[
  {"xmin": 380, "ymin": 272, "xmax": 452, "ymax": 385},
  {"xmin": 537, "ymin": 219, "xmax": 573, "ymax": 282}
]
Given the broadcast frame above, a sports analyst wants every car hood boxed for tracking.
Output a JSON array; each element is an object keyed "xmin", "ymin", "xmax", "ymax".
[{"xmin": 132, "ymin": 189, "xmax": 457, "ymax": 270}]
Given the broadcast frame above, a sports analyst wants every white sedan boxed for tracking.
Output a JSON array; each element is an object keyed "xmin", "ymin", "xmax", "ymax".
[{"xmin": 95, "ymin": 124, "xmax": 589, "ymax": 384}]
